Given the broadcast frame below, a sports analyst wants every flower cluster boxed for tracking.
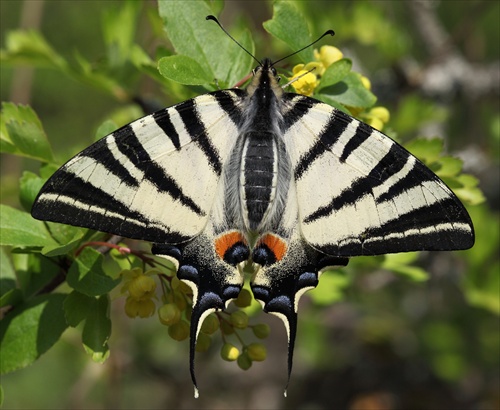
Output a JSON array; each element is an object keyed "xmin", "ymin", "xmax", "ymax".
[
  {"xmin": 290, "ymin": 45, "xmax": 390, "ymax": 131},
  {"xmin": 121, "ymin": 267, "xmax": 157, "ymax": 318},
  {"xmin": 290, "ymin": 45, "xmax": 343, "ymax": 96}
]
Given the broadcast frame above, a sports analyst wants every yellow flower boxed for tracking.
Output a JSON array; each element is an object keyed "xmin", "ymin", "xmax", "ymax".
[
  {"xmin": 125, "ymin": 296, "xmax": 156, "ymax": 318},
  {"xmin": 314, "ymin": 45, "xmax": 343, "ymax": 72},
  {"xmin": 120, "ymin": 267, "xmax": 143, "ymax": 293},
  {"xmin": 290, "ymin": 69, "xmax": 319, "ymax": 96},
  {"xmin": 128, "ymin": 274, "xmax": 157, "ymax": 300},
  {"xmin": 368, "ymin": 106, "xmax": 390, "ymax": 123}
]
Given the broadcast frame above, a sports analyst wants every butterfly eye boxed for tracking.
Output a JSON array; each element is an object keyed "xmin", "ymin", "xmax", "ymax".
[{"xmin": 271, "ymin": 67, "xmax": 277, "ymax": 76}]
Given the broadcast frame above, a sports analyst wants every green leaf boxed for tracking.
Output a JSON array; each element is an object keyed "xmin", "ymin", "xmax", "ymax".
[
  {"xmin": 0, "ymin": 204, "xmax": 58, "ymax": 249},
  {"xmin": 82, "ymin": 295, "xmax": 111, "ymax": 363},
  {"xmin": 158, "ymin": 55, "xmax": 212, "ymax": 85},
  {"xmin": 0, "ymin": 293, "xmax": 68, "ymax": 374},
  {"xmin": 42, "ymin": 228, "xmax": 86, "ymax": 257},
  {"xmin": 0, "ymin": 248, "xmax": 22, "ymax": 308},
  {"xmin": 0, "ymin": 30, "xmax": 68, "ymax": 70},
  {"xmin": 382, "ymin": 252, "xmax": 429, "ymax": 282},
  {"xmin": 101, "ymin": 0, "xmax": 141, "ymax": 67},
  {"xmin": 405, "ymin": 138, "xmax": 444, "ymax": 164},
  {"xmin": 435, "ymin": 156, "xmax": 463, "ymax": 178},
  {"xmin": 19, "ymin": 171, "xmax": 45, "ymax": 212},
  {"xmin": 453, "ymin": 174, "xmax": 486, "ymax": 206},
  {"xmin": 13, "ymin": 253, "xmax": 61, "ymax": 299},
  {"xmin": 64, "ymin": 291, "xmax": 94, "ymax": 327},
  {"xmin": 263, "ymin": 1, "xmax": 313, "ymax": 62},
  {"xmin": 0, "ymin": 103, "xmax": 54, "ymax": 162},
  {"xmin": 67, "ymin": 247, "xmax": 120, "ymax": 297},
  {"xmin": 95, "ymin": 119, "xmax": 118, "ymax": 140},
  {"xmin": 319, "ymin": 72, "xmax": 377, "ymax": 108},
  {"xmin": 316, "ymin": 58, "xmax": 352, "ymax": 91},
  {"xmin": 158, "ymin": 0, "xmax": 253, "ymax": 86}
]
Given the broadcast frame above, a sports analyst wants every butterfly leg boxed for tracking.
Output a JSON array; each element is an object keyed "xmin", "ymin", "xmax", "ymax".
[
  {"xmin": 250, "ymin": 233, "xmax": 348, "ymax": 396},
  {"xmin": 153, "ymin": 229, "xmax": 249, "ymax": 397}
]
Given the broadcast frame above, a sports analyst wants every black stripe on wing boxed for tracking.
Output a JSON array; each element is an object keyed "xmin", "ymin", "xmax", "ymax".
[
  {"xmin": 213, "ymin": 89, "xmax": 246, "ymax": 126},
  {"xmin": 176, "ymin": 99, "xmax": 223, "ymax": 176},
  {"xmin": 281, "ymin": 94, "xmax": 317, "ymax": 131},
  {"xmin": 32, "ymin": 170, "xmax": 190, "ymax": 243},
  {"xmin": 153, "ymin": 109, "xmax": 181, "ymax": 150},
  {"xmin": 303, "ymin": 144, "xmax": 412, "ymax": 223},
  {"xmin": 319, "ymin": 198, "xmax": 474, "ymax": 256},
  {"xmin": 114, "ymin": 125, "xmax": 205, "ymax": 217},
  {"xmin": 294, "ymin": 110, "xmax": 350, "ymax": 180},
  {"xmin": 84, "ymin": 138, "xmax": 139, "ymax": 187}
]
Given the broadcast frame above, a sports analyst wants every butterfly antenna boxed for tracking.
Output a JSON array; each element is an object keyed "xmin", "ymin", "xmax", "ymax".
[
  {"xmin": 206, "ymin": 15, "xmax": 261, "ymax": 66},
  {"xmin": 272, "ymin": 30, "xmax": 335, "ymax": 66}
]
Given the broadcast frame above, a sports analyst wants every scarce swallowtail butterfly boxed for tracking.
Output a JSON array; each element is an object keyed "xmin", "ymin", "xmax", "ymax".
[{"xmin": 31, "ymin": 16, "xmax": 474, "ymax": 397}]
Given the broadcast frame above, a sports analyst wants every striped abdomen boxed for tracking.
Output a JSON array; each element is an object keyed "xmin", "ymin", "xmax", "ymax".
[{"xmin": 240, "ymin": 131, "xmax": 278, "ymax": 231}]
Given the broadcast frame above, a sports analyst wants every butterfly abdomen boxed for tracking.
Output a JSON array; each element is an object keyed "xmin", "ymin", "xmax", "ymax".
[{"xmin": 240, "ymin": 131, "xmax": 279, "ymax": 231}]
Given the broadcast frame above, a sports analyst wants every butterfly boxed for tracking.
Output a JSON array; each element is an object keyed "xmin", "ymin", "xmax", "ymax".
[{"xmin": 31, "ymin": 15, "xmax": 474, "ymax": 397}]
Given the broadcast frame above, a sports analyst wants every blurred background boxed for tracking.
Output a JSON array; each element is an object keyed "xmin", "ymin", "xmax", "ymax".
[{"xmin": 1, "ymin": 1, "xmax": 499, "ymax": 409}]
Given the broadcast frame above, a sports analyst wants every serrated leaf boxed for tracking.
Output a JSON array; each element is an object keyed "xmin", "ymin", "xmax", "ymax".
[
  {"xmin": 263, "ymin": 1, "xmax": 313, "ymax": 62},
  {"xmin": 0, "ymin": 103, "xmax": 54, "ymax": 162},
  {"xmin": 158, "ymin": 1, "xmax": 253, "ymax": 85},
  {"xmin": 67, "ymin": 247, "xmax": 120, "ymax": 297},
  {"xmin": 0, "ymin": 293, "xmax": 68, "ymax": 374},
  {"xmin": 319, "ymin": 72, "xmax": 377, "ymax": 108},
  {"xmin": 82, "ymin": 294, "xmax": 111, "ymax": 363},
  {"xmin": 158, "ymin": 55, "xmax": 212, "ymax": 85},
  {"xmin": 0, "ymin": 204, "xmax": 58, "ymax": 249},
  {"xmin": 64, "ymin": 291, "xmax": 94, "ymax": 327},
  {"xmin": 316, "ymin": 58, "xmax": 352, "ymax": 91}
]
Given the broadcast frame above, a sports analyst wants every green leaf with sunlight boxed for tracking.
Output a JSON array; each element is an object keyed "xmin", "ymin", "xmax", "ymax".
[
  {"xmin": 102, "ymin": 0, "xmax": 141, "ymax": 67},
  {"xmin": 0, "ymin": 204, "xmax": 58, "ymax": 249},
  {"xmin": 318, "ymin": 72, "xmax": 377, "ymax": 108},
  {"xmin": 1, "ymin": 103, "xmax": 54, "ymax": 163},
  {"xmin": 158, "ymin": 0, "xmax": 253, "ymax": 86},
  {"xmin": 0, "ymin": 30, "xmax": 68, "ymax": 70},
  {"xmin": 316, "ymin": 58, "xmax": 352, "ymax": 91},
  {"xmin": 158, "ymin": 55, "xmax": 212, "ymax": 85},
  {"xmin": 263, "ymin": 1, "xmax": 313, "ymax": 62}
]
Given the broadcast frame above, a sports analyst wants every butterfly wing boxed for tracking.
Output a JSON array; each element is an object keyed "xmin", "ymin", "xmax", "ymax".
[
  {"xmin": 32, "ymin": 90, "xmax": 247, "ymax": 244},
  {"xmin": 281, "ymin": 94, "xmax": 474, "ymax": 257}
]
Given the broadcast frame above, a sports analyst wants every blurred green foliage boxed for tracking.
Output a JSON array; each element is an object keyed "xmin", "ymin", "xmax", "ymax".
[{"xmin": 1, "ymin": 1, "xmax": 498, "ymax": 409}]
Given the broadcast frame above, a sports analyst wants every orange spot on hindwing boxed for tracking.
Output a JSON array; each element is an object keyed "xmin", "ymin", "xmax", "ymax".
[
  {"xmin": 254, "ymin": 233, "xmax": 288, "ymax": 265},
  {"xmin": 214, "ymin": 231, "xmax": 249, "ymax": 265}
]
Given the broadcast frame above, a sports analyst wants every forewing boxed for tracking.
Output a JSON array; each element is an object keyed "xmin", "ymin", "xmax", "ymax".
[
  {"xmin": 281, "ymin": 94, "xmax": 474, "ymax": 256},
  {"xmin": 32, "ymin": 90, "xmax": 246, "ymax": 244}
]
